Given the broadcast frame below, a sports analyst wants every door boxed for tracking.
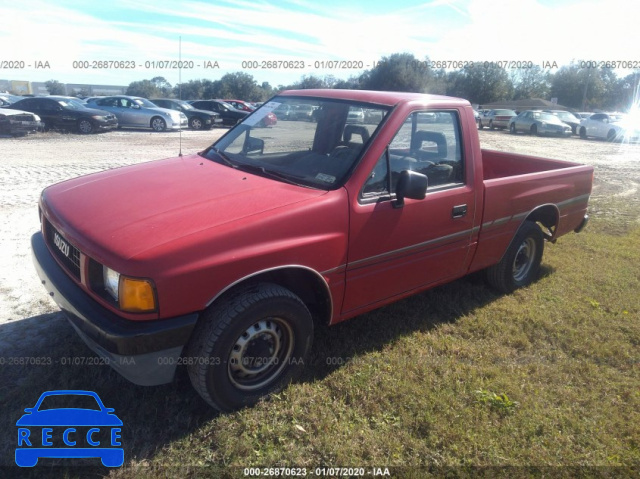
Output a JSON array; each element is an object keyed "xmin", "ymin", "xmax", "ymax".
[{"xmin": 343, "ymin": 110, "xmax": 477, "ymax": 313}]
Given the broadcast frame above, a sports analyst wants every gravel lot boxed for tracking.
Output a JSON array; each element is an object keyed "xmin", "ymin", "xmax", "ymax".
[{"xmin": 0, "ymin": 127, "xmax": 638, "ymax": 356}]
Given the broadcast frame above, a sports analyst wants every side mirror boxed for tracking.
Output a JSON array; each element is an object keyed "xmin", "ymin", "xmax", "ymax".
[
  {"xmin": 132, "ymin": 104, "xmax": 140, "ymax": 109},
  {"xmin": 394, "ymin": 170, "xmax": 428, "ymax": 208},
  {"xmin": 243, "ymin": 136, "xmax": 264, "ymax": 155}
]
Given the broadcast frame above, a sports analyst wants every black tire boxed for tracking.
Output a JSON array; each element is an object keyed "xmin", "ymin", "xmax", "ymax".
[
  {"xmin": 77, "ymin": 119, "xmax": 94, "ymax": 134},
  {"xmin": 478, "ymin": 119, "xmax": 484, "ymax": 130},
  {"xmin": 606, "ymin": 129, "xmax": 617, "ymax": 142},
  {"xmin": 150, "ymin": 116, "xmax": 167, "ymax": 132},
  {"xmin": 189, "ymin": 117, "xmax": 204, "ymax": 130},
  {"xmin": 510, "ymin": 123, "xmax": 516, "ymax": 134},
  {"xmin": 186, "ymin": 283, "xmax": 313, "ymax": 411},
  {"xmin": 530, "ymin": 125, "xmax": 538, "ymax": 136},
  {"xmin": 489, "ymin": 120, "xmax": 494, "ymax": 130},
  {"xmin": 579, "ymin": 127, "xmax": 587, "ymax": 139},
  {"xmin": 486, "ymin": 221, "xmax": 544, "ymax": 294}
]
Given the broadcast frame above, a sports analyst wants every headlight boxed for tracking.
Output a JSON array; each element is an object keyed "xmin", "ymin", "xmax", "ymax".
[
  {"xmin": 102, "ymin": 266, "xmax": 157, "ymax": 312},
  {"xmin": 91, "ymin": 115, "xmax": 105, "ymax": 120}
]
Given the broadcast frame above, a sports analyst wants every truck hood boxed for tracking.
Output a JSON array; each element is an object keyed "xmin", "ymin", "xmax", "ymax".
[{"xmin": 42, "ymin": 154, "xmax": 327, "ymax": 261}]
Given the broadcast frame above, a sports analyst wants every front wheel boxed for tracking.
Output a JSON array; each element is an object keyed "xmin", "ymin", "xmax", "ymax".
[
  {"xmin": 606, "ymin": 129, "xmax": 617, "ymax": 142},
  {"xmin": 186, "ymin": 283, "xmax": 313, "ymax": 411},
  {"xmin": 510, "ymin": 123, "xmax": 516, "ymax": 134},
  {"xmin": 151, "ymin": 116, "xmax": 167, "ymax": 132},
  {"xmin": 77, "ymin": 119, "xmax": 94, "ymax": 134},
  {"xmin": 189, "ymin": 117, "xmax": 204, "ymax": 130},
  {"xmin": 486, "ymin": 221, "xmax": 544, "ymax": 294},
  {"xmin": 579, "ymin": 127, "xmax": 587, "ymax": 139},
  {"xmin": 530, "ymin": 125, "xmax": 538, "ymax": 136},
  {"xmin": 489, "ymin": 120, "xmax": 494, "ymax": 130}
]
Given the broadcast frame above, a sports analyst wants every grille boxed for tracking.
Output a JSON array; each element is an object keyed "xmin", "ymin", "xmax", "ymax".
[
  {"xmin": 45, "ymin": 220, "xmax": 81, "ymax": 280},
  {"xmin": 10, "ymin": 114, "xmax": 35, "ymax": 122}
]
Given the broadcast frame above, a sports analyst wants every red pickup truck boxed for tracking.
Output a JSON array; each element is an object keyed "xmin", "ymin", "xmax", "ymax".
[{"xmin": 32, "ymin": 90, "xmax": 593, "ymax": 411}]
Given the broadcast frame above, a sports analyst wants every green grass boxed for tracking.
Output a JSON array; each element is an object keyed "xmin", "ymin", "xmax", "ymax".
[{"xmin": 1, "ymin": 197, "xmax": 639, "ymax": 478}]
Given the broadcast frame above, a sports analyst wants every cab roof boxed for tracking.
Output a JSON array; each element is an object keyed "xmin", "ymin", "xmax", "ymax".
[{"xmin": 279, "ymin": 89, "xmax": 470, "ymax": 108}]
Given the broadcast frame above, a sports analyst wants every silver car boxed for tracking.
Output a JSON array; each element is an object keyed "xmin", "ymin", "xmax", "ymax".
[
  {"xmin": 509, "ymin": 110, "xmax": 571, "ymax": 137},
  {"xmin": 86, "ymin": 96, "xmax": 187, "ymax": 131}
]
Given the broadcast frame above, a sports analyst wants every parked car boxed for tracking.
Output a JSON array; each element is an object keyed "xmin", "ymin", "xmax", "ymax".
[
  {"xmin": 347, "ymin": 107, "xmax": 365, "ymax": 124},
  {"xmin": 273, "ymin": 103, "xmax": 294, "ymax": 120},
  {"xmin": 574, "ymin": 112, "xmax": 593, "ymax": 120},
  {"xmin": 222, "ymin": 100, "xmax": 277, "ymax": 127},
  {"xmin": 150, "ymin": 98, "xmax": 222, "ymax": 130},
  {"xmin": 577, "ymin": 112, "xmax": 639, "ymax": 141},
  {"xmin": 0, "ymin": 108, "xmax": 43, "ymax": 136},
  {"xmin": 364, "ymin": 108, "xmax": 384, "ymax": 123},
  {"xmin": 509, "ymin": 110, "xmax": 572, "ymax": 136},
  {"xmin": 188, "ymin": 100, "xmax": 249, "ymax": 126},
  {"xmin": 290, "ymin": 104, "xmax": 316, "ymax": 121},
  {"xmin": 478, "ymin": 109, "xmax": 517, "ymax": 130},
  {"xmin": 9, "ymin": 96, "xmax": 117, "ymax": 134},
  {"xmin": 86, "ymin": 96, "xmax": 186, "ymax": 131},
  {"xmin": 223, "ymin": 99, "xmax": 255, "ymax": 112},
  {"xmin": 544, "ymin": 110, "xmax": 581, "ymax": 134},
  {"xmin": 33, "ymin": 89, "xmax": 592, "ymax": 412},
  {"xmin": 0, "ymin": 93, "xmax": 22, "ymax": 105}
]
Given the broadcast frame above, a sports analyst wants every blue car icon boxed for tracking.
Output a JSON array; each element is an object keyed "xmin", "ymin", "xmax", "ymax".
[{"xmin": 16, "ymin": 390, "xmax": 124, "ymax": 467}]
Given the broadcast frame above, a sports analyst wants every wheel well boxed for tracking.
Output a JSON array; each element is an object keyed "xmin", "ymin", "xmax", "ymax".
[
  {"xmin": 208, "ymin": 267, "xmax": 333, "ymax": 326},
  {"xmin": 525, "ymin": 205, "xmax": 559, "ymax": 240}
]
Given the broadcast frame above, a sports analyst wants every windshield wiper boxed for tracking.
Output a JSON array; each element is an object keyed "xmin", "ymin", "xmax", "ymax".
[
  {"xmin": 234, "ymin": 163, "xmax": 308, "ymax": 187},
  {"xmin": 209, "ymin": 147, "xmax": 237, "ymax": 168}
]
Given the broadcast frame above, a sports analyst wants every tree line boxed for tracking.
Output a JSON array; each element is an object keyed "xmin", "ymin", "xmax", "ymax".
[{"xmin": 47, "ymin": 53, "xmax": 639, "ymax": 111}]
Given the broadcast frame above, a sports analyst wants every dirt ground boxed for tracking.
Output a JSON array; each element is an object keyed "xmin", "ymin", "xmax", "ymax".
[{"xmin": 0, "ymin": 127, "xmax": 638, "ymax": 355}]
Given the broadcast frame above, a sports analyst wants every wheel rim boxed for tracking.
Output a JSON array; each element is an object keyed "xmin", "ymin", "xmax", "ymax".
[
  {"xmin": 192, "ymin": 118, "xmax": 202, "ymax": 129},
  {"xmin": 79, "ymin": 120, "xmax": 92, "ymax": 133},
  {"xmin": 228, "ymin": 318, "xmax": 294, "ymax": 391},
  {"xmin": 512, "ymin": 237, "xmax": 537, "ymax": 282},
  {"xmin": 152, "ymin": 118, "xmax": 165, "ymax": 131}
]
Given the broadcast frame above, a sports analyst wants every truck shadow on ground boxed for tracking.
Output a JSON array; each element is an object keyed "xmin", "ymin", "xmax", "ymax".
[{"xmin": 0, "ymin": 265, "xmax": 554, "ymax": 473}]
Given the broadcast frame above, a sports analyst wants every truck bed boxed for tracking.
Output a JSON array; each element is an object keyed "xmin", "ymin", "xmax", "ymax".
[
  {"xmin": 481, "ymin": 149, "xmax": 586, "ymax": 180},
  {"xmin": 468, "ymin": 149, "xmax": 594, "ymax": 272}
]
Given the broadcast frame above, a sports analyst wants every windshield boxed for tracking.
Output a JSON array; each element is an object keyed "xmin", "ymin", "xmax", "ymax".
[
  {"xmin": 204, "ymin": 96, "xmax": 390, "ymax": 189},
  {"xmin": 175, "ymin": 100, "xmax": 194, "ymax": 110},
  {"xmin": 494, "ymin": 109, "xmax": 516, "ymax": 115},
  {"xmin": 59, "ymin": 99, "xmax": 86, "ymax": 110},
  {"xmin": 555, "ymin": 111, "xmax": 577, "ymax": 121},
  {"xmin": 532, "ymin": 112, "xmax": 557, "ymax": 121},
  {"xmin": 134, "ymin": 98, "xmax": 159, "ymax": 108}
]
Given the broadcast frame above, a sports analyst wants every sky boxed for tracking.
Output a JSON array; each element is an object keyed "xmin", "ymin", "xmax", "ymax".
[{"xmin": 1, "ymin": 0, "xmax": 639, "ymax": 89}]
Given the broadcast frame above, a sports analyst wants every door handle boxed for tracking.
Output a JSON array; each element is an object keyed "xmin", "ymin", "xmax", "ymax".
[{"xmin": 452, "ymin": 204, "xmax": 467, "ymax": 218}]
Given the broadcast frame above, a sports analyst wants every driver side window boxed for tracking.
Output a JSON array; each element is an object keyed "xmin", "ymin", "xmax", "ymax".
[{"xmin": 362, "ymin": 110, "xmax": 464, "ymax": 200}]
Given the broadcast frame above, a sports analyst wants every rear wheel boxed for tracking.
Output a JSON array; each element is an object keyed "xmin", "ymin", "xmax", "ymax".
[
  {"xmin": 486, "ymin": 221, "xmax": 544, "ymax": 294},
  {"xmin": 607, "ymin": 129, "xmax": 617, "ymax": 142},
  {"xmin": 489, "ymin": 120, "xmax": 494, "ymax": 130},
  {"xmin": 186, "ymin": 283, "xmax": 313, "ymax": 411},
  {"xmin": 579, "ymin": 127, "xmax": 587, "ymax": 139},
  {"xmin": 478, "ymin": 120, "xmax": 484, "ymax": 129},
  {"xmin": 510, "ymin": 123, "xmax": 516, "ymax": 134},
  {"xmin": 530, "ymin": 125, "xmax": 538, "ymax": 136}
]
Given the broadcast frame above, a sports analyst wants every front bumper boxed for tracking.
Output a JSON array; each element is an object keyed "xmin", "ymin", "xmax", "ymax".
[
  {"xmin": 95, "ymin": 119, "xmax": 118, "ymax": 131},
  {"xmin": 31, "ymin": 232, "xmax": 198, "ymax": 386}
]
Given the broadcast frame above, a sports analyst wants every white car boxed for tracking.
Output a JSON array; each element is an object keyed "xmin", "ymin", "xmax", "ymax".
[{"xmin": 578, "ymin": 113, "xmax": 639, "ymax": 142}]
